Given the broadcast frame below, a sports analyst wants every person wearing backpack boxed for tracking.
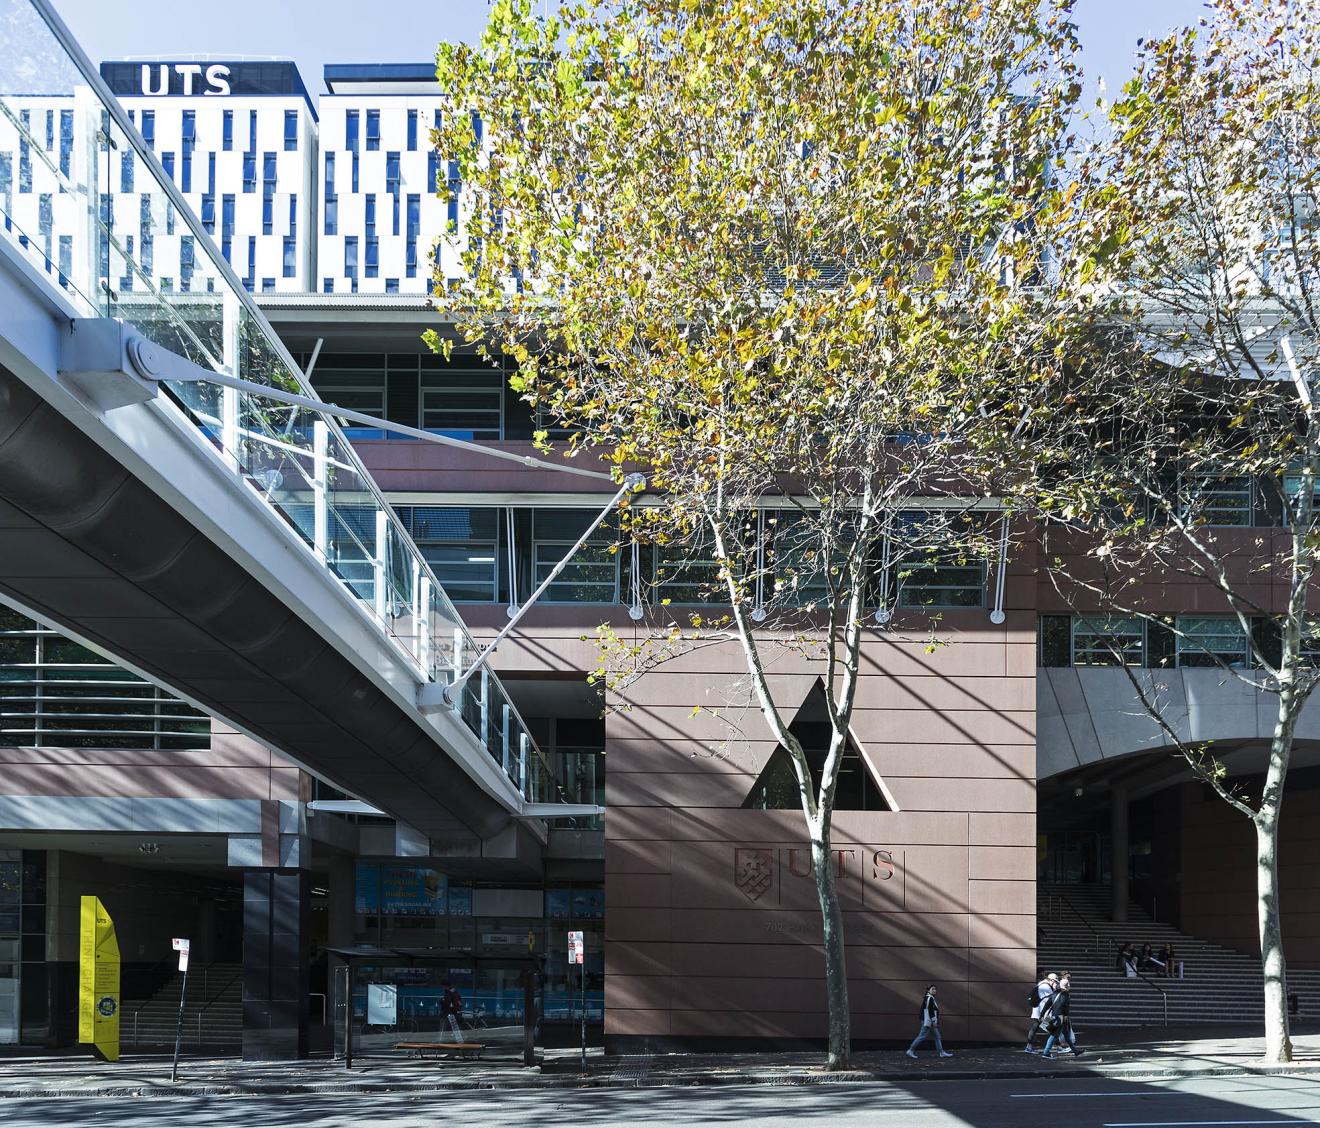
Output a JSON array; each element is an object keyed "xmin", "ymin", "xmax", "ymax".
[
  {"xmin": 905, "ymin": 984, "xmax": 954, "ymax": 1059},
  {"xmin": 1041, "ymin": 973, "xmax": 1085, "ymax": 1059},
  {"xmin": 1024, "ymin": 972, "xmax": 1058, "ymax": 1053}
]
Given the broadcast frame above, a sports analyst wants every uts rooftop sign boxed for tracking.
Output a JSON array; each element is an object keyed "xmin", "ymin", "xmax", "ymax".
[{"xmin": 99, "ymin": 60, "xmax": 311, "ymax": 101}]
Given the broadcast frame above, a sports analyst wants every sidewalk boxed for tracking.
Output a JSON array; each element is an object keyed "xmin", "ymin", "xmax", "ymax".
[{"xmin": 1, "ymin": 1027, "xmax": 1318, "ymax": 1098}]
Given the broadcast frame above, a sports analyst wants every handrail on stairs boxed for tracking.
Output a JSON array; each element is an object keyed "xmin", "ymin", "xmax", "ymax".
[
  {"xmin": 1050, "ymin": 889, "xmax": 1169, "ymax": 1026},
  {"xmin": 195, "ymin": 964, "xmax": 243, "ymax": 1046}
]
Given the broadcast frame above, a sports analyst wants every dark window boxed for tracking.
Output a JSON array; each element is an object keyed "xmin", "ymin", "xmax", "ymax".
[
  {"xmin": 365, "ymin": 236, "xmax": 378, "ymax": 278},
  {"xmin": 263, "ymin": 151, "xmax": 277, "ymax": 186},
  {"xmin": 386, "ymin": 151, "xmax": 400, "ymax": 194},
  {"xmin": 288, "ymin": 193, "xmax": 297, "ymax": 234},
  {"xmin": 181, "ymin": 109, "xmax": 195, "ymax": 144},
  {"xmin": 283, "ymin": 236, "xmax": 296, "ymax": 278},
  {"xmin": 221, "ymin": 194, "xmax": 235, "ymax": 237},
  {"xmin": 743, "ymin": 684, "xmax": 891, "ymax": 811},
  {"xmin": 345, "ymin": 236, "xmax": 358, "ymax": 277},
  {"xmin": 262, "ymin": 189, "xmax": 273, "ymax": 235},
  {"xmin": 1037, "ymin": 615, "xmax": 1071, "ymax": 668},
  {"xmin": 180, "ymin": 150, "xmax": 191, "ymax": 193},
  {"xmin": 385, "ymin": 277, "xmax": 398, "ymax": 294},
  {"xmin": 345, "ymin": 109, "xmax": 359, "ymax": 151},
  {"xmin": 404, "ymin": 507, "xmax": 500, "ymax": 602},
  {"xmin": 248, "ymin": 109, "xmax": 257, "ymax": 151},
  {"xmin": 323, "ymin": 277, "xmax": 334, "ymax": 293},
  {"xmin": 140, "ymin": 109, "xmax": 154, "ymax": 148},
  {"xmin": 407, "ymin": 108, "xmax": 418, "ymax": 151},
  {"xmin": 366, "ymin": 109, "xmax": 380, "ymax": 150},
  {"xmin": 284, "ymin": 109, "xmax": 298, "ymax": 150},
  {"xmin": 242, "ymin": 153, "xmax": 256, "ymax": 192},
  {"xmin": 222, "ymin": 108, "xmax": 233, "ymax": 150},
  {"xmin": 200, "ymin": 194, "xmax": 214, "ymax": 233},
  {"xmin": 364, "ymin": 194, "xmax": 376, "ymax": 236},
  {"xmin": 262, "ymin": 277, "xmax": 276, "ymax": 292}
]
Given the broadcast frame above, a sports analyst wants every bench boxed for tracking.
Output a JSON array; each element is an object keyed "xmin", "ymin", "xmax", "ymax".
[{"xmin": 394, "ymin": 1041, "xmax": 485, "ymax": 1060}]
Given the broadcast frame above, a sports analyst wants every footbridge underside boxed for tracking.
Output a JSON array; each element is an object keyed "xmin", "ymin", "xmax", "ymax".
[{"xmin": 0, "ymin": 256, "xmax": 516, "ymax": 847}]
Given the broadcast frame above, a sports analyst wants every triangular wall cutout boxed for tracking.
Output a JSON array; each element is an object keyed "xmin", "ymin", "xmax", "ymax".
[{"xmin": 741, "ymin": 679, "xmax": 896, "ymax": 811}]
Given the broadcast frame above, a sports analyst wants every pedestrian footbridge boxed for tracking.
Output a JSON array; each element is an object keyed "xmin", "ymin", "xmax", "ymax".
[{"xmin": 0, "ymin": 0, "xmax": 586, "ymax": 846}]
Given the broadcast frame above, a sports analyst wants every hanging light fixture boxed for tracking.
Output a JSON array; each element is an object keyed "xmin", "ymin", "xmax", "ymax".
[
  {"xmin": 628, "ymin": 535, "xmax": 644, "ymax": 620},
  {"xmin": 506, "ymin": 507, "xmax": 520, "ymax": 618}
]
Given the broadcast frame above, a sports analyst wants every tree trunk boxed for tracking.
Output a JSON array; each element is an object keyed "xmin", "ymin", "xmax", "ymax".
[
  {"xmin": 1256, "ymin": 807, "xmax": 1293, "ymax": 1063},
  {"xmin": 811, "ymin": 818, "xmax": 850, "ymax": 1070}
]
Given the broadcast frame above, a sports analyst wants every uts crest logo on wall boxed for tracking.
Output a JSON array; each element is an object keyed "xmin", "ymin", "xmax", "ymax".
[{"xmin": 733, "ymin": 848, "xmax": 774, "ymax": 902}]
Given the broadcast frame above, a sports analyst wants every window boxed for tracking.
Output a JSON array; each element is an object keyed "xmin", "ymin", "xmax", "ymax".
[
  {"xmin": 323, "ymin": 277, "xmax": 334, "ymax": 293},
  {"xmin": 249, "ymin": 109, "xmax": 257, "ymax": 151},
  {"xmin": 352, "ymin": 151, "xmax": 359, "ymax": 193},
  {"xmin": 532, "ymin": 509, "xmax": 618, "ymax": 603},
  {"xmin": 385, "ymin": 151, "xmax": 400, "ymax": 195},
  {"xmin": 428, "ymin": 151, "xmax": 440, "ymax": 193},
  {"xmin": 420, "ymin": 362, "xmax": 502, "ymax": 438},
  {"xmin": 180, "ymin": 150, "xmax": 192, "ymax": 193},
  {"xmin": 446, "ymin": 160, "xmax": 461, "ymax": 230},
  {"xmin": 345, "ymin": 109, "xmax": 359, "ymax": 151},
  {"xmin": 247, "ymin": 235, "xmax": 256, "ymax": 277},
  {"xmin": 1072, "ymin": 617, "xmax": 1144, "ymax": 667},
  {"xmin": 385, "ymin": 278, "xmax": 399, "ymax": 294},
  {"xmin": 58, "ymin": 234, "xmax": 71, "ymax": 286},
  {"xmin": 262, "ymin": 277, "xmax": 276, "ymax": 293},
  {"xmin": 284, "ymin": 109, "xmax": 298, "ymax": 150},
  {"xmin": 288, "ymin": 193, "xmax": 297, "ymax": 234},
  {"xmin": 120, "ymin": 148, "xmax": 134, "ymax": 193},
  {"xmin": 140, "ymin": 110, "xmax": 154, "ymax": 148},
  {"xmin": 1176, "ymin": 616, "xmax": 1250, "ymax": 668},
  {"xmin": 1181, "ymin": 474, "xmax": 1253, "ymax": 527},
  {"xmin": 242, "ymin": 153, "xmax": 256, "ymax": 192},
  {"xmin": 654, "ymin": 539, "xmax": 722, "ymax": 605},
  {"xmin": 406, "ymin": 194, "xmax": 420, "ymax": 277},
  {"xmin": 324, "ymin": 152, "xmax": 336, "ymax": 195},
  {"xmin": 262, "ymin": 189, "xmax": 273, "ymax": 235},
  {"xmin": 58, "ymin": 109, "xmax": 72, "ymax": 177},
  {"xmin": 181, "ymin": 109, "xmax": 196, "ymax": 145},
  {"xmin": 762, "ymin": 509, "xmax": 835, "ymax": 608},
  {"xmin": 0, "ymin": 606, "xmax": 209, "ymax": 750},
  {"xmin": 407, "ymin": 108, "xmax": 418, "ymax": 151},
  {"xmin": 344, "ymin": 236, "xmax": 358, "ymax": 278},
  {"xmin": 180, "ymin": 236, "xmax": 194, "ymax": 292},
  {"xmin": 366, "ymin": 109, "xmax": 380, "ymax": 150},
  {"xmin": 200, "ymin": 194, "xmax": 214, "ymax": 233},
  {"xmin": 365, "ymin": 236, "xmax": 379, "ymax": 278},
  {"xmin": 309, "ymin": 357, "xmax": 386, "ymax": 437},
  {"xmin": 161, "ymin": 151, "xmax": 175, "ymax": 182},
  {"xmin": 283, "ymin": 236, "xmax": 296, "ymax": 278},
  {"xmin": 364, "ymin": 194, "xmax": 376, "ymax": 236},
  {"xmin": 324, "ymin": 197, "xmax": 338, "ymax": 235},
  {"xmin": 221, "ymin": 194, "xmax": 235, "ymax": 237},
  {"xmin": 403, "ymin": 507, "xmax": 500, "ymax": 602},
  {"xmin": 263, "ymin": 151, "xmax": 277, "ymax": 187},
  {"xmin": 207, "ymin": 151, "xmax": 215, "ymax": 193},
  {"xmin": 222, "ymin": 108, "xmax": 233, "ymax": 150}
]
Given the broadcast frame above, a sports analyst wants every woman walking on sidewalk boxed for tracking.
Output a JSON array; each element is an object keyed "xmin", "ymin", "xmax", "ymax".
[
  {"xmin": 906, "ymin": 984, "xmax": 954, "ymax": 1059},
  {"xmin": 1041, "ymin": 973, "xmax": 1085, "ymax": 1060}
]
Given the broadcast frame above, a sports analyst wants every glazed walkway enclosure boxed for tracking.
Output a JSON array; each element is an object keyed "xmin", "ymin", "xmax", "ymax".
[{"xmin": 0, "ymin": 0, "xmax": 581, "ymax": 844}]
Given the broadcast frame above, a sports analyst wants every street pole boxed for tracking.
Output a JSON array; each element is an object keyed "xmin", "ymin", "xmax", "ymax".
[
  {"xmin": 342, "ymin": 964, "xmax": 353, "ymax": 1071},
  {"xmin": 170, "ymin": 962, "xmax": 188, "ymax": 1083},
  {"xmin": 580, "ymin": 961, "xmax": 586, "ymax": 1070}
]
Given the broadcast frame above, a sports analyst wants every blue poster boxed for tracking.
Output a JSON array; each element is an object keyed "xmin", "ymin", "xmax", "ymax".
[
  {"xmin": 448, "ymin": 884, "xmax": 472, "ymax": 917},
  {"xmin": 354, "ymin": 863, "xmax": 379, "ymax": 913},
  {"xmin": 378, "ymin": 866, "xmax": 446, "ymax": 916}
]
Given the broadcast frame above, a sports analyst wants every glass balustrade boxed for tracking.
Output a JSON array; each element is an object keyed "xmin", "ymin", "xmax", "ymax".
[{"xmin": 0, "ymin": 0, "xmax": 565, "ymax": 808}]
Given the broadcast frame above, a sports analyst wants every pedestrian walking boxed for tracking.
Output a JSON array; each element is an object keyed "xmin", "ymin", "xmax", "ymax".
[
  {"xmin": 1040, "ymin": 973, "xmax": 1085, "ymax": 1059},
  {"xmin": 1024, "ymin": 972, "xmax": 1058, "ymax": 1053},
  {"xmin": 905, "ymin": 984, "xmax": 954, "ymax": 1059}
]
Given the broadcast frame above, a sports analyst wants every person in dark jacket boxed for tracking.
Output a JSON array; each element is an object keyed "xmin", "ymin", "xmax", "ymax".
[
  {"xmin": 1024, "ymin": 972, "xmax": 1058, "ymax": 1053},
  {"xmin": 1041, "ymin": 973, "xmax": 1085, "ymax": 1059},
  {"xmin": 905, "ymin": 984, "xmax": 954, "ymax": 1059}
]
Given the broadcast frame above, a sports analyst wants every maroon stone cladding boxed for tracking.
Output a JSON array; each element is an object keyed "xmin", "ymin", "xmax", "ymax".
[{"xmin": 603, "ymin": 603, "xmax": 1038, "ymax": 1048}]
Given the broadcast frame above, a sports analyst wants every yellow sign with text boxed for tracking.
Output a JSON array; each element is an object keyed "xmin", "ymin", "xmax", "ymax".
[{"xmin": 78, "ymin": 896, "xmax": 120, "ymax": 1061}]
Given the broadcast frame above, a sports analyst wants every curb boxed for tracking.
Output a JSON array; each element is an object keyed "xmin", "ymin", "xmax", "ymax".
[{"xmin": 2, "ymin": 1061, "xmax": 1319, "ymax": 1098}]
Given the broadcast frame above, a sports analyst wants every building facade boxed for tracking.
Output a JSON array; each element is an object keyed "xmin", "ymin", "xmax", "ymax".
[{"xmin": 1, "ymin": 52, "xmax": 1319, "ymax": 1057}]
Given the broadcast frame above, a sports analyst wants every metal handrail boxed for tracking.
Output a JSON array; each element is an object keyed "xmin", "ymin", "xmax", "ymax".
[
  {"xmin": 194, "ymin": 964, "xmax": 242, "ymax": 1046},
  {"xmin": 1052, "ymin": 891, "xmax": 1170, "ymax": 1025}
]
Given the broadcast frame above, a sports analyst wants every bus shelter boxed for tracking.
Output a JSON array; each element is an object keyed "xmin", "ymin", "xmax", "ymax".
[{"xmin": 325, "ymin": 946, "xmax": 545, "ymax": 1067}]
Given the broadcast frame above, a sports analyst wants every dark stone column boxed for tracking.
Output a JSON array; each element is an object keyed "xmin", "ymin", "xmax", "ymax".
[
  {"xmin": 242, "ymin": 870, "xmax": 309, "ymax": 1060},
  {"xmin": 1111, "ymin": 785, "xmax": 1129, "ymax": 924}
]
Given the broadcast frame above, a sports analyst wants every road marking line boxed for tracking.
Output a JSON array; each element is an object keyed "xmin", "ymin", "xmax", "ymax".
[
  {"xmin": 1012, "ymin": 1092, "xmax": 1186, "ymax": 1098},
  {"xmin": 1103, "ymin": 1121, "xmax": 1313, "ymax": 1127}
]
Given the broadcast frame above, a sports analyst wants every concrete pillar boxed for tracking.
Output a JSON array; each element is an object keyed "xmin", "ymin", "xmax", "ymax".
[
  {"xmin": 1111, "ymin": 785, "xmax": 1129, "ymax": 924},
  {"xmin": 242, "ymin": 870, "xmax": 309, "ymax": 1060}
]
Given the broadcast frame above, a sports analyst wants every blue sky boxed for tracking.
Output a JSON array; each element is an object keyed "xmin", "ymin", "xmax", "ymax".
[{"xmin": 53, "ymin": 0, "xmax": 1209, "ymax": 98}]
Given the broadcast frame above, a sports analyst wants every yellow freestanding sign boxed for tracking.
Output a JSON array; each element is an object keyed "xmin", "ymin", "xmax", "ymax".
[{"xmin": 78, "ymin": 896, "xmax": 120, "ymax": 1061}]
